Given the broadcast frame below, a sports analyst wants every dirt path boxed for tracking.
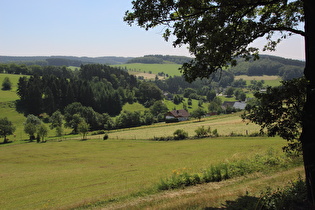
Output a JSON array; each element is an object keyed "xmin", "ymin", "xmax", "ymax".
[{"xmin": 101, "ymin": 166, "xmax": 304, "ymax": 210}]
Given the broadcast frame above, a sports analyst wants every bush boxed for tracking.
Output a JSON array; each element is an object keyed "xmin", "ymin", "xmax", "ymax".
[
  {"xmin": 91, "ymin": 130, "xmax": 105, "ymax": 135},
  {"xmin": 212, "ymin": 129, "xmax": 219, "ymax": 137},
  {"xmin": 259, "ymin": 177, "xmax": 308, "ymax": 209},
  {"xmin": 173, "ymin": 129, "xmax": 188, "ymax": 140},
  {"xmin": 1, "ymin": 77, "xmax": 12, "ymax": 90},
  {"xmin": 103, "ymin": 133, "xmax": 109, "ymax": 140},
  {"xmin": 195, "ymin": 126, "xmax": 211, "ymax": 138},
  {"xmin": 153, "ymin": 136, "xmax": 174, "ymax": 141}
]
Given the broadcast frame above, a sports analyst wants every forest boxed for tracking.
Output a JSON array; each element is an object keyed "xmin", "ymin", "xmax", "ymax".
[{"xmin": 229, "ymin": 55, "xmax": 304, "ymax": 80}]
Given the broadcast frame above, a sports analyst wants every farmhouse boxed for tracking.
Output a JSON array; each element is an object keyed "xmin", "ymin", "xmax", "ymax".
[
  {"xmin": 222, "ymin": 101, "xmax": 247, "ymax": 110},
  {"xmin": 165, "ymin": 109, "xmax": 190, "ymax": 123}
]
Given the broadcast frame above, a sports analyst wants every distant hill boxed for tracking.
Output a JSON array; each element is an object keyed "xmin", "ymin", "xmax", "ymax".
[
  {"xmin": 0, "ymin": 54, "xmax": 305, "ymax": 80},
  {"xmin": 0, "ymin": 56, "xmax": 133, "ymax": 66},
  {"xmin": 229, "ymin": 55, "xmax": 305, "ymax": 80},
  {"xmin": 127, "ymin": 55, "xmax": 192, "ymax": 64}
]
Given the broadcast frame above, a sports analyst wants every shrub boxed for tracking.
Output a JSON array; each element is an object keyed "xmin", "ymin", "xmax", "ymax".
[
  {"xmin": 259, "ymin": 177, "xmax": 308, "ymax": 209},
  {"xmin": 1, "ymin": 77, "xmax": 12, "ymax": 90},
  {"xmin": 212, "ymin": 129, "xmax": 219, "ymax": 137},
  {"xmin": 173, "ymin": 129, "xmax": 188, "ymax": 140},
  {"xmin": 91, "ymin": 130, "xmax": 105, "ymax": 135},
  {"xmin": 153, "ymin": 136, "xmax": 174, "ymax": 141},
  {"xmin": 195, "ymin": 126, "xmax": 211, "ymax": 138}
]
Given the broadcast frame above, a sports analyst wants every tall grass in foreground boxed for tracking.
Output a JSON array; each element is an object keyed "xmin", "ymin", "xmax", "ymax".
[
  {"xmin": 157, "ymin": 148, "xmax": 302, "ymax": 191},
  {"xmin": 220, "ymin": 177, "xmax": 310, "ymax": 209}
]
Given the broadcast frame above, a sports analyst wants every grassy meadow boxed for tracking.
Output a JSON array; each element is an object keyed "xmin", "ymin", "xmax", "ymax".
[
  {"xmin": 1, "ymin": 136, "xmax": 290, "ymax": 209},
  {"xmin": 0, "ymin": 74, "xmax": 29, "ymax": 140},
  {"xmin": 1, "ymin": 72, "xmax": 302, "ymax": 209},
  {"xmin": 235, "ymin": 75, "xmax": 282, "ymax": 87},
  {"xmin": 0, "ymin": 73, "xmax": 22, "ymax": 102},
  {"xmin": 112, "ymin": 63, "xmax": 182, "ymax": 77},
  {"xmin": 106, "ymin": 112, "xmax": 260, "ymax": 140}
]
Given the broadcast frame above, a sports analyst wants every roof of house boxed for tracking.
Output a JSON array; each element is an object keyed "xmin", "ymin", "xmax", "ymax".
[
  {"xmin": 167, "ymin": 109, "xmax": 190, "ymax": 118},
  {"xmin": 233, "ymin": 102, "xmax": 247, "ymax": 110},
  {"xmin": 222, "ymin": 101, "xmax": 237, "ymax": 107}
]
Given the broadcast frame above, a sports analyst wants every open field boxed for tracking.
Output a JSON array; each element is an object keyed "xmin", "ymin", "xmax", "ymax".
[
  {"xmin": 1, "ymin": 136, "xmax": 291, "ymax": 209},
  {"xmin": 235, "ymin": 75, "xmax": 282, "ymax": 87},
  {"xmin": 106, "ymin": 112, "xmax": 260, "ymax": 140},
  {"xmin": 112, "ymin": 63, "xmax": 182, "ymax": 77},
  {"xmin": 0, "ymin": 73, "xmax": 23, "ymax": 102},
  {"xmin": 0, "ymin": 73, "xmax": 305, "ymax": 209}
]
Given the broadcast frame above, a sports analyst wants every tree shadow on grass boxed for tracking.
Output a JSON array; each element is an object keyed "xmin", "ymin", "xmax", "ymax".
[
  {"xmin": 0, "ymin": 140, "xmax": 13, "ymax": 145},
  {"xmin": 205, "ymin": 195, "xmax": 261, "ymax": 210}
]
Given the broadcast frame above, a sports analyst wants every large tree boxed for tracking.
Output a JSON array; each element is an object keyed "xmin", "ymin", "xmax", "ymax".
[
  {"xmin": 125, "ymin": 0, "xmax": 315, "ymax": 204},
  {"xmin": 0, "ymin": 117, "xmax": 16, "ymax": 143}
]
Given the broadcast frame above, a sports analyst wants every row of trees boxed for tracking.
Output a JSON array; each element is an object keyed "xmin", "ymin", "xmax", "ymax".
[
  {"xmin": 16, "ymin": 64, "xmax": 164, "ymax": 116},
  {"xmin": 127, "ymin": 55, "xmax": 192, "ymax": 64},
  {"xmin": 17, "ymin": 74, "xmax": 124, "ymax": 116},
  {"xmin": 0, "ymin": 63, "xmax": 75, "ymax": 77}
]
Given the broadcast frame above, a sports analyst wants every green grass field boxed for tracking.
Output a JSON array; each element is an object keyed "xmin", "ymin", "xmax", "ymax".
[
  {"xmin": 0, "ymin": 74, "xmax": 23, "ymax": 102},
  {"xmin": 0, "ymin": 73, "xmax": 304, "ymax": 209},
  {"xmin": 1, "ymin": 136, "xmax": 288, "ymax": 209},
  {"xmin": 112, "ymin": 63, "xmax": 182, "ymax": 77},
  {"xmin": 106, "ymin": 112, "xmax": 260, "ymax": 140},
  {"xmin": 235, "ymin": 75, "xmax": 282, "ymax": 87}
]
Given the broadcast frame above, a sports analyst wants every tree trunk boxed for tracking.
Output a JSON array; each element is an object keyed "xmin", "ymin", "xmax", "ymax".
[
  {"xmin": 301, "ymin": 0, "xmax": 315, "ymax": 205},
  {"xmin": 3, "ymin": 136, "xmax": 7, "ymax": 143}
]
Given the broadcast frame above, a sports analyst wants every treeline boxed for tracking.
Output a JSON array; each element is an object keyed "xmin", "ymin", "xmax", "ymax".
[
  {"xmin": 127, "ymin": 55, "xmax": 192, "ymax": 64},
  {"xmin": 15, "ymin": 64, "xmax": 166, "ymax": 129},
  {"xmin": 0, "ymin": 56, "xmax": 132, "ymax": 66},
  {"xmin": 16, "ymin": 64, "xmax": 139, "ymax": 116},
  {"xmin": 229, "ymin": 55, "xmax": 304, "ymax": 80},
  {"xmin": 0, "ymin": 63, "xmax": 76, "ymax": 76},
  {"xmin": 155, "ymin": 70, "xmax": 235, "ymax": 94}
]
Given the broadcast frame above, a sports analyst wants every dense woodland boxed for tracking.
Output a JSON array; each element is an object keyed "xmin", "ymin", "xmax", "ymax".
[
  {"xmin": 229, "ymin": 55, "xmax": 304, "ymax": 80},
  {"xmin": 16, "ymin": 64, "xmax": 138, "ymax": 116},
  {"xmin": 8, "ymin": 64, "xmax": 164, "ymax": 131}
]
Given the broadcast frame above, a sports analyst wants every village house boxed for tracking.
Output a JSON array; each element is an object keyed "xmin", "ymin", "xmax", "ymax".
[
  {"xmin": 222, "ymin": 101, "xmax": 247, "ymax": 110},
  {"xmin": 165, "ymin": 109, "xmax": 190, "ymax": 123}
]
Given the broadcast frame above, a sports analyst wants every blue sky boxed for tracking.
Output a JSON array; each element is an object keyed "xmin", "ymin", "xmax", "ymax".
[{"xmin": 0, "ymin": 0, "xmax": 305, "ymax": 60}]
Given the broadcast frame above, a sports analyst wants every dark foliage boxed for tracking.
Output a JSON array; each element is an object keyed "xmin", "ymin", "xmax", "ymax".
[{"xmin": 16, "ymin": 64, "xmax": 138, "ymax": 116}]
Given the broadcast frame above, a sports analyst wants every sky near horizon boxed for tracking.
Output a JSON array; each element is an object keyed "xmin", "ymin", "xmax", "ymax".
[{"xmin": 0, "ymin": 0, "xmax": 305, "ymax": 60}]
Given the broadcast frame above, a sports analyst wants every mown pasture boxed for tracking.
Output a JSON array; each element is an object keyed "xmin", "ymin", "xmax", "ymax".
[
  {"xmin": 112, "ymin": 63, "xmax": 182, "ymax": 77},
  {"xmin": 0, "ymin": 72, "xmax": 304, "ymax": 209},
  {"xmin": 235, "ymin": 75, "xmax": 282, "ymax": 87},
  {"xmin": 0, "ymin": 73, "xmax": 22, "ymax": 102},
  {"xmin": 1, "ymin": 136, "xmax": 289, "ymax": 209},
  {"xmin": 106, "ymin": 112, "xmax": 260, "ymax": 140}
]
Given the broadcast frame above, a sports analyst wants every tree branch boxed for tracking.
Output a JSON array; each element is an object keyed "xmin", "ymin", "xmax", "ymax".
[{"xmin": 270, "ymin": 26, "xmax": 305, "ymax": 36}]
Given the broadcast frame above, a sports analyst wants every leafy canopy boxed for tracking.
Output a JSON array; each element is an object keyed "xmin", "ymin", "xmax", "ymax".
[
  {"xmin": 242, "ymin": 77, "xmax": 307, "ymax": 154},
  {"xmin": 125, "ymin": 0, "xmax": 304, "ymax": 82},
  {"xmin": 0, "ymin": 117, "xmax": 16, "ymax": 143}
]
